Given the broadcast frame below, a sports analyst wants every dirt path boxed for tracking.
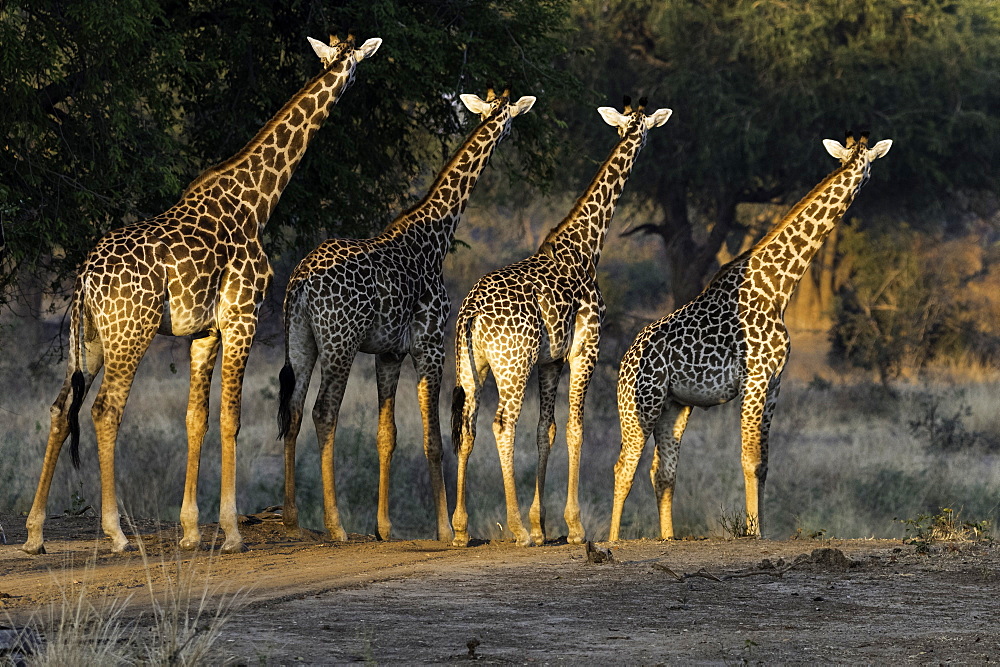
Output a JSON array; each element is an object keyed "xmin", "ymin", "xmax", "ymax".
[{"xmin": 2, "ymin": 512, "xmax": 999, "ymax": 663}]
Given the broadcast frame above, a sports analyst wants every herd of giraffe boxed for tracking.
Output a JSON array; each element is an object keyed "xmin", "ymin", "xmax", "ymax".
[{"xmin": 19, "ymin": 35, "xmax": 891, "ymax": 555}]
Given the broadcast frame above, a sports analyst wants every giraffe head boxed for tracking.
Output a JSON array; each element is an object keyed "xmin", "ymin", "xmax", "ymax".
[
  {"xmin": 459, "ymin": 87, "xmax": 536, "ymax": 135},
  {"xmin": 822, "ymin": 131, "xmax": 893, "ymax": 188},
  {"xmin": 307, "ymin": 34, "xmax": 382, "ymax": 77},
  {"xmin": 597, "ymin": 96, "xmax": 672, "ymax": 141}
]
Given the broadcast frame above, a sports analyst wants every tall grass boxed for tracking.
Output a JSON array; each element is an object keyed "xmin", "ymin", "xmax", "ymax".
[{"xmin": 4, "ymin": 536, "xmax": 247, "ymax": 665}]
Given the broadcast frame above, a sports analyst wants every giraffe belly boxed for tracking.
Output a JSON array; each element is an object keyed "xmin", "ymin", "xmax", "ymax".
[
  {"xmin": 667, "ymin": 369, "xmax": 741, "ymax": 408},
  {"xmin": 160, "ymin": 294, "xmax": 217, "ymax": 336}
]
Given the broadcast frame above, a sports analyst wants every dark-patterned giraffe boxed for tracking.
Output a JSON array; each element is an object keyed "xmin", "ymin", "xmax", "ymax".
[
  {"xmin": 450, "ymin": 98, "xmax": 672, "ymax": 547},
  {"xmin": 609, "ymin": 132, "xmax": 892, "ymax": 541},
  {"xmin": 277, "ymin": 89, "xmax": 536, "ymax": 543},
  {"xmin": 22, "ymin": 35, "xmax": 382, "ymax": 556}
]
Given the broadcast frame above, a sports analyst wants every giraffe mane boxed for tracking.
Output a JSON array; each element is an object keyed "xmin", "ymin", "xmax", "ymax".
[
  {"xmin": 746, "ymin": 145, "xmax": 864, "ymax": 255},
  {"xmin": 538, "ymin": 126, "xmax": 639, "ymax": 249},
  {"xmin": 180, "ymin": 59, "xmax": 347, "ymax": 197},
  {"xmin": 384, "ymin": 104, "xmax": 500, "ymax": 229}
]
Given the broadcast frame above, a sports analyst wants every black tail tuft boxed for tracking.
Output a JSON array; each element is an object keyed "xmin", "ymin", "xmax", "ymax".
[
  {"xmin": 451, "ymin": 386, "xmax": 466, "ymax": 455},
  {"xmin": 68, "ymin": 370, "xmax": 85, "ymax": 469},
  {"xmin": 277, "ymin": 363, "xmax": 296, "ymax": 439}
]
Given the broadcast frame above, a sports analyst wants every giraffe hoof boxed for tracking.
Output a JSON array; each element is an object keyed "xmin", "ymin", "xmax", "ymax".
[
  {"xmin": 19, "ymin": 542, "xmax": 46, "ymax": 556},
  {"xmin": 451, "ymin": 534, "xmax": 470, "ymax": 548},
  {"xmin": 220, "ymin": 540, "xmax": 248, "ymax": 554},
  {"xmin": 178, "ymin": 538, "xmax": 203, "ymax": 551},
  {"xmin": 530, "ymin": 532, "xmax": 546, "ymax": 546},
  {"xmin": 111, "ymin": 541, "xmax": 137, "ymax": 554},
  {"xmin": 567, "ymin": 534, "xmax": 585, "ymax": 545},
  {"xmin": 283, "ymin": 525, "xmax": 302, "ymax": 539},
  {"xmin": 437, "ymin": 525, "xmax": 455, "ymax": 543}
]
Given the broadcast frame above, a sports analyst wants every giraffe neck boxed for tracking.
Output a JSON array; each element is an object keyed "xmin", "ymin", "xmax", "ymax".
[
  {"xmin": 179, "ymin": 61, "xmax": 355, "ymax": 234},
  {"xmin": 745, "ymin": 154, "xmax": 866, "ymax": 310},
  {"xmin": 381, "ymin": 111, "xmax": 512, "ymax": 270},
  {"xmin": 539, "ymin": 130, "xmax": 645, "ymax": 269}
]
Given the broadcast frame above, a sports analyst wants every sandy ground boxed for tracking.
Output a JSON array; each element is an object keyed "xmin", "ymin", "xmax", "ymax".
[{"xmin": 2, "ymin": 511, "xmax": 999, "ymax": 664}]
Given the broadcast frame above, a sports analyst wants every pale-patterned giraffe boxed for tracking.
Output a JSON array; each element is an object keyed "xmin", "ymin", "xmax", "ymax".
[
  {"xmin": 609, "ymin": 132, "xmax": 893, "ymax": 541},
  {"xmin": 22, "ymin": 35, "xmax": 382, "ymax": 556},
  {"xmin": 451, "ymin": 98, "xmax": 672, "ymax": 547},
  {"xmin": 277, "ymin": 88, "xmax": 536, "ymax": 543}
]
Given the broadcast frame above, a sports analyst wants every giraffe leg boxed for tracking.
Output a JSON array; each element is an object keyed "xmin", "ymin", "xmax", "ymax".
[
  {"xmin": 739, "ymin": 376, "xmax": 771, "ymax": 538},
  {"xmin": 92, "ymin": 334, "xmax": 155, "ymax": 554},
  {"xmin": 528, "ymin": 361, "xmax": 563, "ymax": 545},
  {"xmin": 280, "ymin": 305, "xmax": 319, "ymax": 538},
  {"xmin": 178, "ymin": 334, "xmax": 221, "ymax": 550},
  {"xmin": 216, "ymin": 320, "xmax": 256, "ymax": 554},
  {"xmin": 312, "ymin": 348, "xmax": 356, "ymax": 542},
  {"xmin": 374, "ymin": 352, "xmax": 405, "ymax": 541},
  {"xmin": 650, "ymin": 401, "xmax": 692, "ymax": 540},
  {"xmin": 23, "ymin": 340, "xmax": 104, "ymax": 555},
  {"xmin": 746, "ymin": 372, "xmax": 782, "ymax": 536},
  {"xmin": 562, "ymin": 303, "xmax": 603, "ymax": 545},
  {"xmin": 451, "ymin": 351, "xmax": 488, "ymax": 548},
  {"xmin": 493, "ymin": 371, "xmax": 531, "ymax": 546},
  {"xmin": 609, "ymin": 348, "xmax": 654, "ymax": 542},
  {"xmin": 451, "ymin": 382, "xmax": 480, "ymax": 548},
  {"xmin": 412, "ymin": 345, "xmax": 453, "ymax": 542}
]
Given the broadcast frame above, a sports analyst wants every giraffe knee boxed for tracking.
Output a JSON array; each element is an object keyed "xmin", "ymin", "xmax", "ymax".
[
  {"xmin": 742, "ymin": 457, "xmax": 766, "ymax": 479},
  {"xmin": 91, "ymin": 396, "xmax": 123, "ymax": 430},
  {"xmin": 492, "ymin": 407, "xmax": 506, "ymax": 435}
]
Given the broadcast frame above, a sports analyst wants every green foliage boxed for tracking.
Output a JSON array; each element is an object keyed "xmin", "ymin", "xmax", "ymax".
[
  {"xmin": 0, "ymin": 0, "xmax": 578, "ymax": 309},
  {"xmin": 897, "ymin": 507, "xmax": 991, "ymax": 554},
  {"xmin": 831, "ymin": 223, "xmax": 1000, "ymax": 379},
  {"xmin": 565, "ymin": 0, "xmax": 1000, "ymax": 302}
]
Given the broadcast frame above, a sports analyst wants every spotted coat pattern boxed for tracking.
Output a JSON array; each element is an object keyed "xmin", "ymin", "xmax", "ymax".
[
  {"xmin": 22, "ymin": 36, "xmax": 381, "ymax": 556},
  {"xmin": 277, "ymin": 90, "xmax": 535, "ymax": 543},
  {"xmin": 609, "ymin": 133, "xmax": 893, "ymax": 541},
  {"xmin": 451, "ymin": 102, "xmax": 672, "ymax": 547}
]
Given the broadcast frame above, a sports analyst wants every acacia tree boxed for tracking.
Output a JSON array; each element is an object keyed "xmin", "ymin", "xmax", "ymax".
[
  {"xmin": 0, "ymin": 0, "xmax": 577, "ymax": 311},
  {"xmin": 567, "ymin": 0, "xmax": 1000, "ymax": 305}
]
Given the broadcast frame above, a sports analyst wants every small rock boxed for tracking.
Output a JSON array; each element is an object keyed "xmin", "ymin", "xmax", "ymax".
[
  {"xmin": 0, "ymin": 626, "xmax": 42, "ymax": 665},
  {"xmin": 585, "ymin": 541, "xmax": 614, "ymax": 564},
  {"xmin": 810, "ymin": 547, "xmax": 860, "ymax": 570}
]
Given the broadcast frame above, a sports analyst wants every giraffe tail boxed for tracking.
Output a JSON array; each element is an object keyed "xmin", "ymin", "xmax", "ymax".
[
  {"xmin": 277, "ymin": 363, "xmax": 295, "ymax": 439},
  {"xmin": 450, "ymin": 385, "xmax": 465, "ymax": 456},
  {"xmin": 451, "ymin": 313, "xmax": 477, "ymax": 455},
  {"xmin": 68, "ymin": 370, "xmax": 85, "ymax": 469},
  {"xmin": 67, "ymin": 279, "xmax": 89, "ymax": 470}
]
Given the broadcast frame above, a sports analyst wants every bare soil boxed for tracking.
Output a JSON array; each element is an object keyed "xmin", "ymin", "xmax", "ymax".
[{"xmin": 2, "ymin": 511, "xmax": 999, "ymax": 664}]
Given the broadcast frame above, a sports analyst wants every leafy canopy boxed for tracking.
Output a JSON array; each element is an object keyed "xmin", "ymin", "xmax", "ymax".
[
  {"xmin": 0, "ymin": 0, "xmax": 577, "ymax": 306},
  {"xmin": 566, "ymin": 0, "xmax": 1000, "ymax": 302}
]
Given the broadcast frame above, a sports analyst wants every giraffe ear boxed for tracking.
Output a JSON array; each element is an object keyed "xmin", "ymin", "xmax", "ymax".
[
  {"xmin": 460, "ymin": 94, "xmax": 492, "ymax": 116},
  {"xmin": 823, "ymin": 139, "xmax": 850, "ymax": 160},
  {"xmin": 644, "ymin": 108, "xmax": 673, "ymax": 129},
  {"xmin": 598, "ymin": 106, "xmax": 629, "ymax": 128},
  {"xmin": 355, "ymin": 37, "xmax": 382, "ymax": 61},
  {"xmin": 867, "ymin": 139, "xmax": 893, "ymax": 161},
  {"xmin": 308, "ymin": 36, "xmax": 338, "ymax": 62},
  {"xmin": 510, "ymin": 96, "xmax": 536, "ymax": 117}
]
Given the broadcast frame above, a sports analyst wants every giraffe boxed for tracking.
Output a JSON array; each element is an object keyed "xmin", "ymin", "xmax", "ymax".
[
  {"xmin": 608, "ymin": 132, "xmax": 893, "ymax": 541},
  {"xmin": 450, "ymin": 98, "xmax": 672, "ymax": 547},
  {"xmin": 276, "ymin": 88, "xmax": 536, "ymax": 543},
  {"xmin": 21, "ymin": 35, "xmax": 382, "ymax": 556}
]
